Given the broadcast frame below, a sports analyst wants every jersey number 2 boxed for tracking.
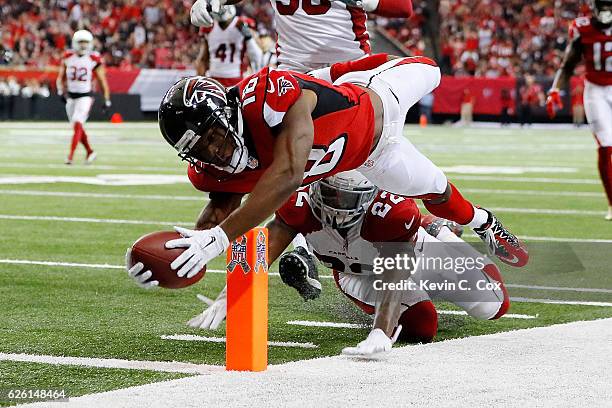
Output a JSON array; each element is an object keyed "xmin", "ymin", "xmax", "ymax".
[
  {"xmin": 304, "ymin": 135, "xmax": 346, "ymax": 179},
  {"xmin": 593, "ymin": 42, "xmax": 612, "ymax": 72},
  {"xmin": 275, "ymin": 0, "xmax": 331, "ymax": 16}
]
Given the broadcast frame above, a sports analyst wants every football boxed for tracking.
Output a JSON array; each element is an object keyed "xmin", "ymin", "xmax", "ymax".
[{"xmin": 127, "ymin": 231, "xmax": 206, "ymax": 289}]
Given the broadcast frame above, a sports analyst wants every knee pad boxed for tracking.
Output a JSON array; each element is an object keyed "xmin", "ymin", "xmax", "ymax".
[{"xmin": 397, "ymin": 300, "xmax": 438, "ymax": 343}]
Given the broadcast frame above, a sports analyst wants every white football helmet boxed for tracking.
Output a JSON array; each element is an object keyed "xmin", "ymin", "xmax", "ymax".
[
  {"xmin": 72, "ymin": 30, "xmax": 94, "ymax": 55},
  {"xmin": 212, "ymin": 5, "xmax": 236, "ymax": 23},
  {"xmin": 591, "ymin": 0, "xmax": 612, "ymax": 24},
  {"xmin": 309, "ymin": 170, "xmax": 378, "ymax": 229}
]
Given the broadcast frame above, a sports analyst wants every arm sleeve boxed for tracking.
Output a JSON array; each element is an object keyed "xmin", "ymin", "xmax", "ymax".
[
  {"xmin": 329, "ymin": 53, "xmax": 389, "ymax": 82},
  {"xmin": 373, "ymin": 0, "xmax": 413, "ymax": 18}
]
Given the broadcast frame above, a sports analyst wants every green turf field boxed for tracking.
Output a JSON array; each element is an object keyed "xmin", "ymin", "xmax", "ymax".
[{"xmin": 0, "ymin": 122, "xmax": 611, "ymax": 406}]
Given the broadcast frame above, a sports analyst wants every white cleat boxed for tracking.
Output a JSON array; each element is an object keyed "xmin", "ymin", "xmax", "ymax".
[
  {"xmin": 605, "ymin": 207, "xmax": 612, "ymax": 221},
  {"xmin": 85, "ymin": 151, "xmax": 97, "ymax": 164},
  {"xmin": 64, "ymin": 158, "xmax": 73, "ymax": 165}
]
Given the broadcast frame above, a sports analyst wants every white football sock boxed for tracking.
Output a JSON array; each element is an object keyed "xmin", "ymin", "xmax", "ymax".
[{"xmin": 467, "ymin": 207, "xmax": 490, "ymax": 229}]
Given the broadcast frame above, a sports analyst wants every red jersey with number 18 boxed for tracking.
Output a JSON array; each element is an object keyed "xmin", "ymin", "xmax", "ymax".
[
  {"xmin": 188, "ymin": 67, "xmax": 376, "ymax": 194},
  {"xmin": 569, "ymin": 17, "xmax": 612, "ymax": 86}
]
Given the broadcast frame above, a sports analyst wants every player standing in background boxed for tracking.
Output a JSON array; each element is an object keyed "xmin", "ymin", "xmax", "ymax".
[
  {"xmin": 547, "ymin": 0, "xmax": 612, "ymax": 220},
  {"xmin": 195, "ymin": 5, "xmax": 263, "ymax": 85},
  {"xmin": 190, "ymin": 0, "xmax": 414, "ymax": 73},
  {"xmin": 56, "ymin": 30, "xmax": 111, "ymax": 165}
]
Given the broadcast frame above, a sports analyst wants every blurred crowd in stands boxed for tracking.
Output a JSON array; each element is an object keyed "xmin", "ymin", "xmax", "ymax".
[
  {"xmin": 0, "ymin": 0, "xmax": 589, "ymax": 78},
  {"xmin": 378, "ymin": 0, "xmax": 588, "ymax": 77}
]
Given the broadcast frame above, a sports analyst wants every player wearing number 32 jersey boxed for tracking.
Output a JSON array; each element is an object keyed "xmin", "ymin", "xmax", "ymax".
[
  {"xmin": 547, "ymin": 0, "xmax": 612, "ymax": 220},
  {"xmin": 157, "ymin": 54, "xmax": 528, "ymax": 283}
]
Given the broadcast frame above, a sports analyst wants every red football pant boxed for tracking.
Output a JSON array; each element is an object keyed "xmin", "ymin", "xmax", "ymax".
[
  {"xmin": 598, "ymin": 146, "xmax": 612, "ymax": 206},
  {"xmin": 397, "ymin": 300, "xmax": 438, "ymax": 343},
  {"xmin": 68, "ymin": 122, "xmax": 93, "ymax": 160}
]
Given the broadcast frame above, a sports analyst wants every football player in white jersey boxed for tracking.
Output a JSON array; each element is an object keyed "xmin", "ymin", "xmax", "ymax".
[
  {"xmin": 190, "ymin": 0, "xmax": 414, "ymax": 73},
  {"xmin": 56, "ymin": 30, "xmax": 111, "ymax": 165},
  {"xmin": 195, "ymin": 5, "xmax": 264, "ymax": 86},
  {"xmin": 162, "ymin": 171, "xmax": 509, "ymax": 357}
]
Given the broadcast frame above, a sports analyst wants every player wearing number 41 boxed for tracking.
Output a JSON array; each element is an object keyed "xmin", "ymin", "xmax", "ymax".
[
  {"xmin": 56, "ymin": 30, "xmax": 112, "ymax": 165},
  {"xmin": 190, "ymin": 0, "xmax": 414, "ymax": 73},
  {"xmin": 195, "ymin": 5, "xmax": 263, "ymax": 86},
  {"xmin": 547, "ymin": 0, "xmax": 612, "ymax": 220},
  {"xmin": 156, "ymin": 53, "xmax": 529, "ymax": 281}
]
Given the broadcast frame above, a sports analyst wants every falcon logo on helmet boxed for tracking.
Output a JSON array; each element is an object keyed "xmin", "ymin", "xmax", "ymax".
[{"xmin": 183, "ymin": 77, "xmax": 227, "ymax": 107}]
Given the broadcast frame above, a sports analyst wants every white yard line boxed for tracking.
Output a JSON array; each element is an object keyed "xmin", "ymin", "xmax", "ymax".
[
  {"xmin": 517, "ymin": 235, "xmax": 612, "ymax": 243},
  {"xmin": 461, "ymin": 188, "xmax": 604, "ymax": 198},
  {"xmin": 20, "ymin": 319, "xmax": 612, "ymax": 408},
  {"xmin": 0, "ymin": 163, "xmax": 181, "ymax": 172},
  {"xmin": 451, "ymin": 175, "xmax": 600, "ymax": 184},
  {"xmin": 286, "ymin": 321, "xmax": 368, "ymax": 329},
  {"xmin": 436, "ymin": 310, "xmax": 537, "ymax": 319},
  {"xmin": 160, "ymin": 335, "xmax": 318, "ymax": 349},
  {"xmin": 507, "ymin": 284, "xmax": 612, "ymax": 294},
  {"xmin": 510, "ymin": 297, "xmax": 612, "ymax": 307},
  {"xmin": 0, "ymin": 189, "xmax": 204, "ymax": 202},
  {"xmin": 0, "ymin": 353, "xmax": 220, "ymax": 375},
  {"xmin": 0, "ymin": 214, "xmax": 191, "ymax": 226}
]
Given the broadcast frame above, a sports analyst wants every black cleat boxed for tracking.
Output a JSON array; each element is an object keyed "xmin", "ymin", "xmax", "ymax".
[
  {"xmin": 279, "ymin": 247, "xmax": 322, "ymax": 301},
  {"xmin": 473, "ymin": 208, "xmax": 529, "ymax": 267}
]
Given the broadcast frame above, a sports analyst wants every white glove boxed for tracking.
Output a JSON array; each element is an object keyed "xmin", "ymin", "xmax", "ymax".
[
  {"xmin": 190, "ymin": 0, "xmax": 226, "ymax": 27},
  {"xmin": 187, "ymin": 286, "xmax": 227, "ymax": 330},
  {"xmin": 165, "ymin": 225, "xmax": 229, "ymax": 278},
  {"xmin": 125, "ymin": 248, "xmax": 159, "ymax": 289},
  {"xmin": 341, "ymin": 326, "xmax": 402, "ymax": 357}
]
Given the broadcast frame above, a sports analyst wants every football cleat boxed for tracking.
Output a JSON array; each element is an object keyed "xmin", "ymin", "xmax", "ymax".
[
  {"xmin": 473, "ymin": 208, "xmax": 528, "ymax": 267},
  {"xmin": 85, "ymin": 151, "xmax": 97, "ymax": 164},
  {"xmin": 605, "ymin": 206, "xmax": 612, "ymax": 221},
  {"xmin": 420, "ymin": 214, "xmax": 464, "ymax": 238},
  {"xmin": 279, "ymin": 247, "xmax": 322, "ymax": 301},
  {"xmin": 64, "ymin": 157, "xmax": 73, "ymax": 165}
]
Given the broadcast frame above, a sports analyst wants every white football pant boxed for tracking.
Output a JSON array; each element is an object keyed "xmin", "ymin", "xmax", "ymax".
[
  {"xmin": 584, "ymin": 80, "xmax": 612, "ymax": 147},
  {"xmin": 66, "ymin": 96, "xmax": 94, "ymax": 124}
]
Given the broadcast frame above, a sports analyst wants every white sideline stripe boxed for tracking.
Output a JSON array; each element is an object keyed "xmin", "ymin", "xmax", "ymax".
[
  {"xmin": 461, "ymin": 188, "xmax": 604, "ymax": 198},
  {"xmin": 0, "ymin": 163, "xmax": 181, "ymax": 172},
  {"xmin": 0, "ymin": 189, "xmax": 204, "ymax": 202},
  {"xmin": 510, "ymin": 297, "xmax": 612, "ymax": 307},
  {"xmin": 0, "ymin": 214, "xmax": 191, "ymax": 226},
  {"xmin": 0, "ymin": 353, "xmax": 220, "ymax": 375},
  {"xmin": 4, "ymin": 259, "xmax": 612, "ymax": 297},
  {"xmin": 26, "ymin": 319, "xmax": 612, "ymax": 407},
  {"xmin": 160, "ymin": 334, "xmax": 318, "ymax": 349},
  {"xmin": 452, "ymin": 175, "xmax": 600, "ymax": 184}
]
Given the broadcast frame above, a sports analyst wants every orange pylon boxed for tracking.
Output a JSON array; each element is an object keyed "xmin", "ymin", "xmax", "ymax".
[{"xmin": 419, "ymin": 114, "xmax": 428, "ymax": 128}]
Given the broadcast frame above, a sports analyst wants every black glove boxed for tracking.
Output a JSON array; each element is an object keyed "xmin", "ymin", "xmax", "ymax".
[{"xmin": 279, "ymin": 247, "xmax": 321, "ymax": 301}]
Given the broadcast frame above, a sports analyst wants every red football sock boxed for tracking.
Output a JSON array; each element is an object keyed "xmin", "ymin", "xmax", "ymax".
[
  {"xmin": 78, "ymin": 123, "xmax": 93, "ymax": 155},
  {"xmin": 424, "ymin": 183, "xmax": 475, "ymax": 225},
  {"xmin": 598, "ymin": 146, "xmax": 612, "ymax": 206},
  {"xmin": 397, "ymin": 300, "xmax": 438, "ymax": 343},
  {"xmin": 68, "ymin": 123, "xmax": 82, "ymax": 160}
]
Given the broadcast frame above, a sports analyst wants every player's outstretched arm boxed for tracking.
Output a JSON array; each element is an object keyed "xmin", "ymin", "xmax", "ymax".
[
  {"xmin": 195, "ymin": 192, "xmax": 244, "ymax": 230},
  {"xmin": 219, "ymin": 93, "xmax": 315, "ymax": 241},
  {"xmin": 547, "ymin": 36, "xmax": 583, "ymax": 118}
]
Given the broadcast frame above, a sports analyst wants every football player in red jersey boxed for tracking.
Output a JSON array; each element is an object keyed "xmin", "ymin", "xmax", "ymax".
[
  {"xmin": 56, "ymin": 30, "xmax": 111, "ymax": 165},
  {"xmin": 179, "ymin": 171, "xmax": 509, "ymax": 356},
  {"xmin": 547, "ymin": 0, "xmax": 612, "ymax": 220},
  {"xmin": 155, "ymin": 54, "xmax": 528, "ymax": 281},
  {"xmin": 195, "ymin": 5, "xmax": 263, "ymax": 86}
]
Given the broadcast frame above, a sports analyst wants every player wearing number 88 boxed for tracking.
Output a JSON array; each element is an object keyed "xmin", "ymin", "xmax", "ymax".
[
  {"xmin": 157, "ymin": 53, "xmax": 527, "ymax": 279},
  {"xmin": 547, "ymin": 0, "xmax": 612, "ymax": 220},
  {"xmin": 195, "ymin": 6, "xmax": 263, "ymax": 87}
]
